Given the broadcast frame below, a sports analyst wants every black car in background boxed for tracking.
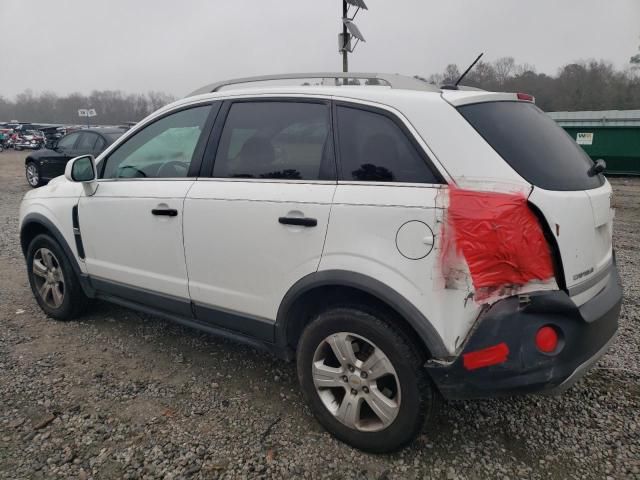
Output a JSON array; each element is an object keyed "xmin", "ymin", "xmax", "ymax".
[{"xmin": 25, "ymin": 127, "xmax": 125, "ymax": 187}]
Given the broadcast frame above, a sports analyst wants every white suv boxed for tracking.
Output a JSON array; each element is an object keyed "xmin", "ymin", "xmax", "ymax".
[{"xmin": 19, "ymin": 73, "xmax": 622, "ymax": 452}]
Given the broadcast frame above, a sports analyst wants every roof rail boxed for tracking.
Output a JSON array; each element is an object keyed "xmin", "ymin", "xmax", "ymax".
[{"xmin": 187, "ymin": 72, "xmax": 441, "ymax": 97}]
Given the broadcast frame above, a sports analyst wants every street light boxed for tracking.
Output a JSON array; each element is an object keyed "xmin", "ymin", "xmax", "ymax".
[{"xmin": 339, "ymin": 0, "xmax": 367, "ymax": 73}]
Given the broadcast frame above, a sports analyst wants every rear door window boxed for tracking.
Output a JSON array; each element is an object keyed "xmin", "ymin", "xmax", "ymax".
[
  {"xmin": 458, "ymin": 101, "xmax": 604, "ymax": 191},
  {"xmin": 57, "ymin": 132, "xmax": 80, "ymax": 151},
  {"xmin": 213, "ymin": 101, "xmax": 334, "ymax": 180},
  {"xmin": 94, "ymin": 136, "xmax": 106, "ymax": 152},
  {"xmin": 76, "ymin": 132, "xmax": 99, "ymax": 151},
  {"xmin": 335, "ymin": 105, "xmax": 441, "ymax": 183}
]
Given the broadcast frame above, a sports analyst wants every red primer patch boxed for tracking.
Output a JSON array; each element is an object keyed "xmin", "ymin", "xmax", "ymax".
[
  {"xmin": 463, "ymin": 342, "xmax": 510, "ymax": 370},
  {"xmin": 443, "ymin": 187, "xmax": 554, "ymax": 299}
]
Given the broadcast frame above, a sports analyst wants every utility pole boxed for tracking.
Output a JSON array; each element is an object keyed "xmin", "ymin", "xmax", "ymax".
[
  {"xmin": 342, "ymin": 1, "xmax": 349, "ymax": 72},
  {"xmin": 339, "ymin": 0, "xmax": 367, "ymax": 75}
]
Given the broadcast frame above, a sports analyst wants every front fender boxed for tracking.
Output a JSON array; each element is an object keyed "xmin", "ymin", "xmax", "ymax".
[{"xmin": 20, "ymin": 211, "xmax": 95, "ymax": 297}]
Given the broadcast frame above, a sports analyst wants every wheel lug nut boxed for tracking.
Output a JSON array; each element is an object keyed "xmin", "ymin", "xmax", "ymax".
[
  {"xmin": 348, "ymin": 365, "xmax": 355, "ymax": 372},
  {"xmin": 342, "ymin": 375, "xmax": 348, "ymax": 382},
  {"xmin": 351, "ymin": 389, "xmax": 357, "ymax": 395},
  {"xmin": 360, "ymin": 372, "xmax": 367, "ymax": 379},
  {"xmin": 363, "ymin": 386, "xmax": 369, "ymax": 394}
]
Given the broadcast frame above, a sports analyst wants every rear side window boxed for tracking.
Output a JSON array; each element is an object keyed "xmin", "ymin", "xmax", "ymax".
[
  {"xmin": 458, "ymin": 101, "xmax": 604, "ymax": 191},
  {"xmin": 94, "ymin": 136, "xmax": 106, "ymax": 151},
  {"xmin": 57, "ymin": 132, "xmax": 80, "ymax": 150},
  {"xmin": 213, "ymin": 101, "xmax": 334, "ymax": 180},
  {"xmin": 335, "ymin": 106, "xmax": 440, "ymax": 183},
  {"xmin": 76, "ymin": 132, "xmax": 99, "ymax": 151}
]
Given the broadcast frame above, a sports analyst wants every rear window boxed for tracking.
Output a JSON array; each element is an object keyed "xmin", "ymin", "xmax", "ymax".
[{"xmin": 458, "ymin": 101, "xmax": 604, "ymax": 191}]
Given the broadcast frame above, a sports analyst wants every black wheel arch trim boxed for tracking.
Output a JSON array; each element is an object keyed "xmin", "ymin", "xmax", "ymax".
[
  {"xmin": 20, "ymin": 212, "xmax": 95, "ymax": 297},
  {"xmin": 275, "ymin": 269, "xmax": 449, "ymax": 359}
]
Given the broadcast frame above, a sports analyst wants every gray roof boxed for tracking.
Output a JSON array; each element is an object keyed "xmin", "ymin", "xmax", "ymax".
[{"xmin": 548, "ymin": 110, "xmax": 640, "ymax": 127}]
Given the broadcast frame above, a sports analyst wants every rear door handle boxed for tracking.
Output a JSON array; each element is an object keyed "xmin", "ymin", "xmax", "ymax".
[
  {"xmin": 278, "ymin": 216, "xmax": 317, "ymax": 227},
  {"xmin": 152, "ymin": 208, "xmax": 178, "ymax": 217}
]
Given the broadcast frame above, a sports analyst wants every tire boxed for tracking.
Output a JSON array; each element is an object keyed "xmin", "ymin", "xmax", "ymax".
[
  {"xmin": 26, "ymin": 234, "xmax": 89, "ymax": 320},
  {"xmin": 297, "ymin": 306, "xmax": 437, "ymax": 452},
  {"xmin": 25, "ymin": 161, "xmax": 43, "ymax": 188}
]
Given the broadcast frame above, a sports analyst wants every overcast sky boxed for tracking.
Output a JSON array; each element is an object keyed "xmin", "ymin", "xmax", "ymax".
[{"xmin": 1, "ymin": 0, "xmax": 638, "ymax": 98}]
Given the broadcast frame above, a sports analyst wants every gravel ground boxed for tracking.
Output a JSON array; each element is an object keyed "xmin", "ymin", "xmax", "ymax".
[{"xmin": 0, "ymin": 149, "xmax": 638, "ymax": 479}]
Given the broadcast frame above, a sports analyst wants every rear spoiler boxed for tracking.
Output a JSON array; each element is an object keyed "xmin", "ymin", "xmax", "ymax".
[{"xmin": 442, "ymin": 91, "xmax": 535, "ymax": 108}]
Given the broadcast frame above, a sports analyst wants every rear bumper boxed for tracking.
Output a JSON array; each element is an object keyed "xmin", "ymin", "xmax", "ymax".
[{"xmin": 427, "ymin": 264, "xmax": 622, "ymax": 400}]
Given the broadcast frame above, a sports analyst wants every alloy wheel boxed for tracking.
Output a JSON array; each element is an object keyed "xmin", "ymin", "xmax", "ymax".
[
  {"xmin": 312, "ymin": 332, "xmax": 401, "ymax": 432},
  {"xmin": 26, "ymin": 164, "xmax": 39, "ymax": 186},
  {"xmin": 32, "ymin": 248, "xmax": 65, "ymax": 309}
]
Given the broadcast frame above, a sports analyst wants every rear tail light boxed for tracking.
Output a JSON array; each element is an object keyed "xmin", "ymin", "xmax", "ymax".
[
  {"xmin": 517, "ymin": 92, "xmax": 535, "ymax": 102},
  {"xmin": 535, "ymin": 326, "xmax": 559, "ymax": 353}
]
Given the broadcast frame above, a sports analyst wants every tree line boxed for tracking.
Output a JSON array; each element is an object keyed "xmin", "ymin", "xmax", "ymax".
[
  {"xmin": 0, "ymin": 90, "xmax": 176, "ymax": 125},
  {"xmin": 419, "ymin": 56, "xmax": 640, "ymax": 112},
  {"xmin": 1, "ymin": 54, "xmax": 639, "ymax": 124}
]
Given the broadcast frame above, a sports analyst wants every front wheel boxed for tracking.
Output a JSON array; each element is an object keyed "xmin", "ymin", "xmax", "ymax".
[
  {"xmin": 297, "ymin": 307, "xmax": 437, "ymax": 452},
  {"xmin": 26, "ymin": 234, "xmax": 89, "ymax": 320},
  {"xmin": 25, "ymin": 161, "xmax": 43, "ymax": 187}
]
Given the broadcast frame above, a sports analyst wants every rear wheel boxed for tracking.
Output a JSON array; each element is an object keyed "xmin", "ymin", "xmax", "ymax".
[
  {"xmin": 297, "ymin": 307, "xmax": 437, "ymax": 452},
  {"xmin": 25, "ymin": 161, "xmax": 42, "ymax": 187},
  {"xmin": 26, "ymin": 234, "xmax": 89, "ymax": 320}
]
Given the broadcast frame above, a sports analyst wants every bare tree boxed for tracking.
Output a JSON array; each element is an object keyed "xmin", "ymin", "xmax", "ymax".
[
  {"xmin": 494, "ymin": 57, "xmax": 516, "ymax": 86},
  {"xmin": 631, "ymin": 42, "xmax": 640, "ymax": 71},
  {"xmin": 416, "ymin": 56, "xmax": 640, "ymax": 111},
  {"xmin": 0, "ymin": 90, "xmax": 176, "ymax": 124}
]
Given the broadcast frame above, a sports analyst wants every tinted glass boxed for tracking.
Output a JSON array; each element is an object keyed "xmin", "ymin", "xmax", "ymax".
[
  {"xmin": 335, "ymin": 106, "xmax": 439, "ymax": 183},
  {"xmin": 213, "ymin": 102, "xmax": 333, "ymax": 180},
  {"xmin": 57, "ymin": 132, "xmax": 80, "ymax": 150},
  {"xmin": 458, "ymin": 101, "xmax": 604, "ymax": 191},
  {"xmin": 76, "ymin": 132, "xmax": 99, "ymax": 151},
  {"xmin": 101, "ymin": 106, "xmax": 211, "ymax": 179},
  {"xmin": 104, "ymin": 132, "xmax": 124, "ymax": 143},
  {"xmin": 94, "ymin": 136, "xmax": 106, "ymax": 151}
]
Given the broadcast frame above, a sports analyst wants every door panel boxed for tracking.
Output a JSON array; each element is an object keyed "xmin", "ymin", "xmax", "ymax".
[
  {"xmin": 79, "ymin": 103, "xmax": 215, "ymax": 307},
  {"xmin": 183, "ymin": 99, "xmax": 336, "ymax": 326},
  {"xmin": 42, "ymin": 132, "xmax": 79, "ymax": 179},
  {"xmin": 40, "ymin": 152, "xmax": 71, "ymax": 179},
  {"xmin": 184, "ymin": 180, "xmax": 335, "ymax": 320},
  {"xmin": 79, "ymin": 180, "xmax": 195, "ymax": 299}
]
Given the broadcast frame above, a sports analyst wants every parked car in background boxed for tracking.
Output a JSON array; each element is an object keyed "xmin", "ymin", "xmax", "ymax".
[
  {"xmin": 41, "ymin": 126, "xmax": 68, "ymax": 149},
  {"xmin": 0, "ymin": 128, "xmax": 11, "ymax": 151},
  {"xmin": 14, "ymin": 130, "xmax": 46, "ymax": 151},
  {"xmin": 24, "ymin": 127, "xmax": 126, "ymax": 187}
]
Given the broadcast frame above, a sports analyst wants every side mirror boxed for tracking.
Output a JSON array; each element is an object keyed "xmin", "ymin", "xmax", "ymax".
[{"xmin": 65, "ymin": 155, "xmax": 96, "ymax": 182}]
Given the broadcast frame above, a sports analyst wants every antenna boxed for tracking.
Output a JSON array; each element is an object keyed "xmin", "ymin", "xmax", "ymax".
[{"xmin": 455, "ymin": 52, "xmax": 484, "ymax": 86}]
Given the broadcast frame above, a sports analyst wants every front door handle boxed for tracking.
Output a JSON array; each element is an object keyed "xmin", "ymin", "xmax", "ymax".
[
  {"xmin": 278, "ymin": 216, "xmax": 317, "ymax": 227},
  {"xmin": 152, "ymin": 208, "xmax": 178, "ymax": 217}
]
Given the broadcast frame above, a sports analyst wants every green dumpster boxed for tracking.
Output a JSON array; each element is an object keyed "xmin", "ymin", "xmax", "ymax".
[{"xmin": 548, "ymin": 110, "xmax": 640, "ymax": 175}]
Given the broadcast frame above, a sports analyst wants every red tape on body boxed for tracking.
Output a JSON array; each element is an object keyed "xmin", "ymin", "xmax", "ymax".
[{"xmin": 443, "ymin": 187, "xmax": 554, "ymax": 297}]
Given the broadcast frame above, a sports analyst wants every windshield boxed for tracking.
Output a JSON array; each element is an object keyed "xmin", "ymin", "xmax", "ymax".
[{"xmin": 458, "ymin": 101, "xmax": 604, "ymax": 191}]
